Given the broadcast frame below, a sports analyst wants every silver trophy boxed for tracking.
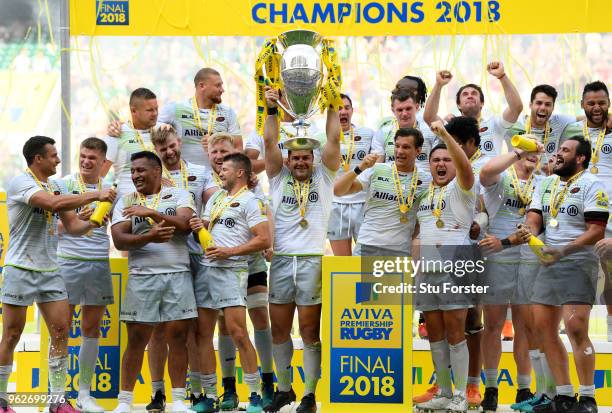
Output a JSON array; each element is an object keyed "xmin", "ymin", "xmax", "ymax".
[{"xmin": 275, "ymin": 30, "xmax": 324, "ymax": 151}]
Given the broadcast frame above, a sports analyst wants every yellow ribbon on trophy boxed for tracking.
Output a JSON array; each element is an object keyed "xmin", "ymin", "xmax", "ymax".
[
  {"xmin": 318, "ymin": 39, "xmax": 343, "ymax": 112},
  {"xmin": 254, "ymin": 38, "xmax": 284, "ymax": 137}
]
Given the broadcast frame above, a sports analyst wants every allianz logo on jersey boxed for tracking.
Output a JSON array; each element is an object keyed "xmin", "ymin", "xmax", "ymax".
[
  {"xmin": 542, "ymin": 204, "xmax": 579, "ymax": 216},
  {"xmin": 33, "ymin": 207, "xmax": 59, "ymax": 218},
  {"xmin": 281, "ymin": 192, "xmax": 319, "ymax": 206},
  {"xmin": 418, "ymin": 201, "xmax": 446, "ymax": 212},
  {"xmin": 342, "ymin": 150, "xmax": 367, "ymax": 161}
]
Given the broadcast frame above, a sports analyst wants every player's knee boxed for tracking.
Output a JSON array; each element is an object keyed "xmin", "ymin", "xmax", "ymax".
[
  {"xmin": 227, "ymin": 325, "xmax": 249, "ymax": 347},
  {"xmin": 248, "ymin": 307, "xmax": 270, "ymax": 330},
  {"xmin": 564, "ymin": 317, "xmax": 589, "ymax": 341},
  {"xmin": 48, "ymin": 320, "xmax": 70, "ymax": 341},
  {"xmin": 0, "ymin": 327, "xmax": 24, "ymax": 349},
  {"xmin": 299, "ymin": 324, "xmax": 320, "ymax": 343},
  {"xmin": 82, "ymin": 325, "xmax": 101, "ymax": 338}
]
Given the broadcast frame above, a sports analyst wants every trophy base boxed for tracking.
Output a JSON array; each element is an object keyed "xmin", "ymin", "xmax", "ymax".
[{"xmin": 283, "ymin": 136, "xmax": 321, "ymax": 151}]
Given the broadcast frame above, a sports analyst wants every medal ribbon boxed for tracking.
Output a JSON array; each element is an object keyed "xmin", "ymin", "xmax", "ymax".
[
  {"xmin": 192, "ymin": 97, "xmax": 217, "ymax": 136},
  {"xmin": 582, "ymin": 120, "xmax": 606, "ymax": 168},
  {"xmin": 549, "ymin": 170, "xmax": 585, "ymax": 218},
  {"xmin": 76, "ymin": 173, "xmax": 102, "ymax": 210},
  {"xmin": 128, "ymin": 120, "xmax": 153, "ymax": 151},
  {"xmin": 392, "ymin": 162, "xmax": 419, "ymax": 216},
  {"xmin": 427, "ymin": 183, "xmax": 447, "ymax": 219},
  {"xmin": 318, "ymin": 39, "xmax": 343, "ymax": 112},
  {"xmin": 163, "ymin": 160, "xmax": 189, "ymax": 189},
  {"xmin": 208, "ymin": 186, "xmax": 248, "ymax": 231},
  {"xmin": 292, "ymin": 178, "xmax": 310, "ymax": 220},
  {"xmin": 254, "ymin": 39, "xmax": 283, "ymax": 136},
  {"xmin": 137, "ymin": 190, "xmax": 162, "ymax": 225},
  {"xmin": 509, "ymin": 166, "xmax": 535, "ymax": 206}
]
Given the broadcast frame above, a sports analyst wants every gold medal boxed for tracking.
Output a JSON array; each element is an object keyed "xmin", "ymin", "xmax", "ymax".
[
  {"xmin": 549, "ymin": 218, "xmax": 558, "ymax": 228},
  {"xmin": 299, "ymin": 218, "xmax": 309, "ymax": 228},
  {"xmin": 591, "ymin": 166, "xmax": 599, "ymax": 174},
  {"xmin": 400, "ymin": 214, "xmax": 408, "ymax": 224},
  {"xmin": 436, "ymin": 219, "xmax": 445, "ymax": 229},
  {"xmin": 399, "ymin": 205, "xmax": 409, "ymax": 214},
  {"xmin": 518, "ymin": 207, "xmax": 526, "ymax": 216}
]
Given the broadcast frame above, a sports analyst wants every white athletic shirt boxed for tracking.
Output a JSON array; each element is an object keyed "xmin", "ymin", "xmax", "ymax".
[
  {"xmin": 269, "ymin": 164, "xmax": 336, "ymax": 255},
  {"xmin": 562, "ymin": 121, "xmax": 612, "ymax": 236},
  {"xmin": 103, "ymin": 123, "xmax": 154, "ymax": 197},
  {"xmin": 5, "ymin": 173, "xmax": 59, "ymax": 271},
  {"xmin": 202, "ymin": 189, "xmax": 267, "ymax": 268},
  {"xmin": 158, "ymin": 99, "xmax": 241, "ymax": 167},
  {"xmin": 483, "ymin": 171, "xmax": 543, "ymax": 262},
  {"xmin": 530, "ymin": 172, "xmax": 609, "ymax": 260},
  {"xmin": 371, "ymin": 112, "xmax": 438, "ymax": 169},
  {"xmin": 166, "ymin": 161, "xmax": 217, "ymax": 255},
  {"xmin": 509, "ymin": 113, "xmax": 575, "ymax": 166},
  {"xmin": 416, "ymin": 177, "xmax": 476, "ymax": 246},
  {"xmin": 111, "ymin": 187, "xmax": 195, "ymax": 274},
  {"xmin": 55, "ymin": 173, "xmax": 111, "ymax": 261},
  {"xmin": 478, "ymin": 116, "xmax": 513, "ymax": 160},
  {"xmin": 334, "ymin": 125, "xmax": 375, "ymax": 204},
  {"xmin": 245, "ymin": 121, "xmax": 323, "ymax": 161},
  {"xmin": 357, "ymin": 163, "xmax": 431, "ymax": 250}
]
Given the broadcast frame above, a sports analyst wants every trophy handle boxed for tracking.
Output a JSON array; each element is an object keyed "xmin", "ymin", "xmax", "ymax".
[{"xmin": 276, "ymin": 100, "xmax": 295, "ymax": 119}]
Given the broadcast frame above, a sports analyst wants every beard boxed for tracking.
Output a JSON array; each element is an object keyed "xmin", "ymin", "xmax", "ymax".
[{"xmin": 553, "ymin": 158, "xmax": 579, "ymax": 178}]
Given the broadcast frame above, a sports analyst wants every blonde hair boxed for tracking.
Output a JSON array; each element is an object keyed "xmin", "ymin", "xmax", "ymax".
[
  {"xmin": 151, "ymin": 125, "xmax": 178, "ymax": 147},
  {"xmin": 209, "ymin": 132, "xmax": 234, "ymax": 147}
]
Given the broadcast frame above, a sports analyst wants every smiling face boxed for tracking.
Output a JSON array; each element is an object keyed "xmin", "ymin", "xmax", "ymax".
[
  {"xmin": 529, "ymin": 92, "xmax": 555, "ymax": 128},
  {"xmin": 208, "ymin": 139, "xmax": 234, "ymax": 175},
  {"xmin": 582, "ymin": 89, "xmax": 610, "ymax": 127},
  {"xmin": 37, "ymin": 143, "xmax": 61, "ymax": 177},
  {"xmin": 429, "ymin": 147, "xmax": 456, "ymax": 186},
  {"xmin": 553, "ymin": 140, "xmax": 585, "ymax": 178},
  {"xmin": 154, "ymin": 134, "xmax": 182, "ymax": 169},
  {"xmin": 79, "ymin": 147, "xmax": 105, "ymax": 179},
  {"xmin": 131, "ymin": 157, "xmax": 161, "ymax": 194},
  {"xmin": 287, "ymin": 150, "xmax": 314, "ymax": 181}
]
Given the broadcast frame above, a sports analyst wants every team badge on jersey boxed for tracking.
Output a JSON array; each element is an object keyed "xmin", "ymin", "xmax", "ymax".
[{"xmin": 596, "ymin": 190, "xmax": 609, "ymax": 208}]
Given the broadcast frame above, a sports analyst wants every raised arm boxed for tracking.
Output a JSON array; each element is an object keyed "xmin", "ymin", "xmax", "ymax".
[
  {"xmin": 30, "ymin": 188, "xmax": 116, "ymax": 213},
  {"xmin": 321, "ymin": 108, "xmax": 341, "ymax": 171},
  {"xmin": 430, "ymin": 120, "xmax": 474, "ymax": 190},
  {"xmin": 263, "ymin": 86, "xmax": 284, "ymax": 178},
  {"xmin": 423, "ymin": 70, "xmax": 452, "ymax": 126},
  {"xmin": 246, "ymin": 148, "xmax": 266, "ymax": 174},
  {"xmin": 479, "ymin": 141, "xmax": 543, "ymax": 187},
  {"xmin": 487, "ymin": 62, "xmax": 523, "ymax": 123},
  {"xmin": 334, "ymin": 153, "xmax": 377, "ymax": 196}
]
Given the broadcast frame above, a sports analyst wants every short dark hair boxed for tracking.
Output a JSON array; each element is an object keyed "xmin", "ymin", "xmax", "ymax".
[
  {"xmin": 129, "ymin": 88, "xmax": 156, "ymax": 107},
  {"xmin": 131, "ymin": 151, "xmax": 162, "ymax": 168},
  {"xmin": 391, "ymin": 88, "xmax": 418, "ymax": 105},
  {"xmin": 530, "ymin": 84, "xmax": 558, "ymax": 103},
  {"xmin": 429, "ymin": 143, "xmax": 448, "ymax": 160},
  {"xmin": 394, "ymin": 75, "xmax": 428, "ymax": 106},
  {"xmin": 395, "ymin": 127, "xmax": 424, "ymax": 148},
  {"xmin": 582, "ymin": 81, "xmax": 609, "ymax": 98},
  {"xmin": 456, "ymin": 83, "xmax": 485, "ymax": 106},
  {"xmin": 564, "ymin": 136, "xmax": 592, "ymax": 168},
  {"xmin": 222, "ymin": 152, "xmax": 252, "ymax": 177},
  {"xmin": 23, "ymin": 136, "xmax": 55, "ymax": 165},
  {"xmin": 445, "ymin": 116, "xmax": 481, "ymax": 148},
  {"xmin": 340, "ymin": 93, "xmax": 353, "ymax": 107},
  {"xmin": 80, "ymin": 137, "xmax": 107, "ymax": 155},
  {"xmin": 194, "ymin": 68, "xmax": 221, "ymax": 86}
]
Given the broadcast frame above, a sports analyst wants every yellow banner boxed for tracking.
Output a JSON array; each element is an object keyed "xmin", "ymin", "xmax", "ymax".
[{"xmin": 71, "ymin": 0, "xmax": 612, "ymax": 37}]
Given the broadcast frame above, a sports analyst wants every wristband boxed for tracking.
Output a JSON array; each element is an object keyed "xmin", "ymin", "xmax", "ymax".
[
  {"xmin": 353, "ymin": 166, "xmax": 363, "ymax": 175},
  {"xmin": 267, "ymin": 107, "xmax": 278, "ymax": 116},
  {"xmin": 501, "ymin": 238, "xmax": 512, "ymax": 249}
]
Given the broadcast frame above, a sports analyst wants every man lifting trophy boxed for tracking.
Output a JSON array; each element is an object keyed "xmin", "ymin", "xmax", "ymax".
[{"xmin": 257, "ymin": 30, "xmax": 342, "ymax": 413}]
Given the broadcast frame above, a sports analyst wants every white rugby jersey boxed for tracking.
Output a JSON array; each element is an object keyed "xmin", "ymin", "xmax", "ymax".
[
  {"xmin": 268, "ymin": 165, "xmax": 335, "ymax": 255},
  {"xmin": 357, "ymin": 163, "xmax": 430, "ymax": 250},
  {"xmin": 158, "ymin": 99, "xmax": 241, "ymax": 167},
  {"xmin": 111, "ymin": 187, "xmax": 195, "ymax": 274},
  {"xmin": 334, "ymin": 125, "xmax": 375, "ymax": 204}
]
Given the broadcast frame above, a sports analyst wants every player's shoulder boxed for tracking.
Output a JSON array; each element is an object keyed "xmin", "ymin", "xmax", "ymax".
[
  {"xmin": 185, "ymin": 160, "xmax": 209, "ymax": 176},
  {"xmin": 7, "ymin": 173, "xmax": 34, "ymax": 191},
  {"xmin": 353, "ymin": 125, "xmax": 375, "ymax": 139},
  {"xmin": 162, "ymin": 186, "xmax": 190, "ymax": 199},
  {"xmin": 578, "ymin": 171, "xmax": 602, "ymax": 188},
  {"xmin": 217, "ymin": 103, "xmax": 238, "ymax": 115},
  {"xmin": 376, "ymin": 116, "xmax": 394, "ymax": 129},
  {"xmin": 416, "ymin": 167, "xmax": 431, "ymax": 184}
]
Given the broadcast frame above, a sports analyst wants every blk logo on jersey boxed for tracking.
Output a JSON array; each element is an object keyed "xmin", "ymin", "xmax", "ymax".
[
  {"xmin": 165, "ymin": 208, "xmax": 177, "ymax": 216},
  {"xmin": 308, "ymin": 192, "xmax": 319, "ymax": 203},
  {"xmin": 566, "ymin": 205, "xmax": 579, "ymax": 216},
  {"xmin": 483, "ymin": 141, "xmax": 494, "ymax": 152},
  {"xmin": 215, "ymin": 217, "xmax": 235, "ymax": 228},
  {"xmin": 546, "ymin": 142, "xmax": 556, "ymax": 153},
  {"xmin": 602, "ymin": 144, "xmax": 612, "ymax": 154},
  {"xmin": 417, "ymin": 153, "xmax": 427, "ymax": 161}
]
